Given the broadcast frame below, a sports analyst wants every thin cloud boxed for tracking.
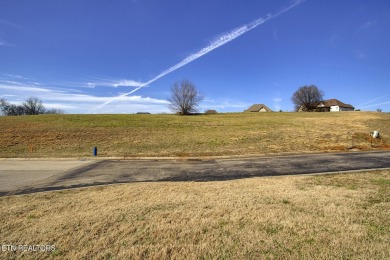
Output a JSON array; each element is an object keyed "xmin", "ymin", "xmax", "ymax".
[
  {"xmin": 96, "ymin": 0, "xmax": 307, "ymax": 110},
  {"xmin": 202, "ymin": 98, "xmax": 251, "ymax": 111},
  {"xmin": 0, "ymin": 84, "xmax": 51, "ymax": 93},
  {"xmin": 26, "ymin": 77, "xmax": 145, "ymax": 90},
  {"xmin": 0, "ymin": 40, "xmax": 15, "ymax": 47},
  {"xmin": 2, "ymin": 73, "xmax": 30, "ymax": 80},
  {"xmin": 0, "ymin": 80, "xmax": 169, "ymax": 114},
  {"xmin": 358, "ymin": 95, "xmax": 388, "ymax": 107},
  {"xmin": 0, "ymin": 20, "xmax": 20, "ymax": 47},
  {"xmin": 272, "ymin": 97, "xmax": 282, "ymax": 111},
  {"xmin": 360, "ymin": 20, "xmax": 376, "ymax": 30},
  {"xmin": 359, "ymin": 100, "xmax": 390, "ymax": 109},
  {"xmin": 0, "ymin": 74, "xmax": 42, "ymax": 88},
  {"xmin": 112, "ymin": 80, "xmax": 145, "ymax": 87},
  {"xmin": 86, "ymin": 82, "xmax": 96, "ymax": 88},
  {"xmin": 44, "ymin": 103, "xmax": 77, "ymax": 110},
  {"xmin": 86, "ymin": 79, "xmax": 145, "ymax": 88}
]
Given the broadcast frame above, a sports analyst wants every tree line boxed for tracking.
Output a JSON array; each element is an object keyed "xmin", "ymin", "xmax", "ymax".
[
  {"xmin": 1, "ymin": 83, "xmax": 326, "ymax": 116},
  {"xmin": 168, "ymin": 80, "xmax": 327, "ymax": 115},
  {"xmin": 0, "ymin": 97, "xmax": 64, "ymax": 116}
]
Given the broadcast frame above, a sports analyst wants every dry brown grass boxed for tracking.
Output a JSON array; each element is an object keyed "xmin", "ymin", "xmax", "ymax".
[
  {"xmin": 1, "ymin": 170, "xmax": 389, "ymax": 259},
  {"xmin": 0, "ymin": 112, "xmax": 389, "ymax": 158}
]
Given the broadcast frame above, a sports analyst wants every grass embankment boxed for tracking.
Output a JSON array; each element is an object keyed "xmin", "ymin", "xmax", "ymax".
[
  {"xmin": 0, "ymin": 112, "xmax": 389, "ymax": 158},
  {"xmin": 0, "ymin": 170, "xmax": 389, "ymax": 259}
]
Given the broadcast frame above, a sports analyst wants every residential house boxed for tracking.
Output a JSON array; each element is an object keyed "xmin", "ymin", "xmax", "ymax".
[
  {"xmin": 316, "ymin": 99, "xmax": 355, "ymax": 112},
  {"xmin": 245, "ymin": 104, "xmax": 273, "ymax": 112}
]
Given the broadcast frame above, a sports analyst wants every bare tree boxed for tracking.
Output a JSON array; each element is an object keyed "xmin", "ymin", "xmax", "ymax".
[
  {"xmin": 291, "ymin": 85, "xmax": 324, "ymax": 111},
  {"xmin": 23, "ymin": 97, "xmax": 46, "ymax": 115},
  {"xmin": 0, "ymin": 98, "xmax": 8, "ymax": 115},
  {"xmin": 1, "ymin": 97, "xmax": 64, "ymax": 116},
  {"xmin": 168, "ymin": 80, "xmax": 204, "ymax": 115},
  {"xmin": 45, "ymin": 108, "xmax": 65, "ymax": 114},
  {"xmin": 0, "ymin": 98, "xmax": 25, "ymax": 116},
  {"xmin": 8, "ymin": 104, "xmax": 26, "ymax": 116}
]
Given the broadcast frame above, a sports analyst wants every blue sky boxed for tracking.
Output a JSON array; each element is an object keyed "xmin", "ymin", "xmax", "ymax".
[{"xmin": 1, "ymin": 0, "xmax": 390, "ymax": 113}]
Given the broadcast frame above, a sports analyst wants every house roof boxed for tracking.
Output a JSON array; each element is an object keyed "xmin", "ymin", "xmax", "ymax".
[
  {"xmin": 318, "ymin": 99, "xmax": 354, "ymax": 109},
  {"xmin": 245, "ymin": 104, "xmax": 273, "ymax": 112}
]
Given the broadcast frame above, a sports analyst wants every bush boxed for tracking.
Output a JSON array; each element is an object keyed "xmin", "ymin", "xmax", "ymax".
[{"xmin": 205, "ymin": 110, "xmax": 218, "ymax": 115}]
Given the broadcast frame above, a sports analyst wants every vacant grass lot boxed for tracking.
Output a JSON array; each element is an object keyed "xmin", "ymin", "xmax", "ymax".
[
  {"xmin": 0, "ymin": 112, "xmax": 389, "ymax": 158},
  {"xmin": 0, "ymin": 170, "xmax": 389, "ymax": 259}
]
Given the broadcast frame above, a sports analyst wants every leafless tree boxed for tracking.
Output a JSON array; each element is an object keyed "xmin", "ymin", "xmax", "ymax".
[
  {"xmin": 23, "ymin": 97, "xmax": 46, "ymax": 115},
  {"xmin": 168, "ymin": 80, "xmax": 204, "ymax": 115},
  {"xmin": 1, "ymin": 97, "xmax": 64, "ymax": 116},
  {"xmin": 9, "ymin": 105, "xmax": 26, "ymax": 116},
  {"xmin": 0, "ymin": 98, "xmax": 7, "ymax": 115},
  {"xmin": 291, "ymin": 85, "xmax": 324, "ymax": 111},
  {"xmin": 45, "ymin": 108, "xmax": 65, "ymax": 114},
  {"xmin": 0, "ymin": 98, "xmax": 24, "ymax": 116}
]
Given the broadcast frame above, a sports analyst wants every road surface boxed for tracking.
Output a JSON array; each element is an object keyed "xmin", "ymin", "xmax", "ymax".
[{"xmin": 1, "ymin": 151, "xmax": 389, "ymax": 196}]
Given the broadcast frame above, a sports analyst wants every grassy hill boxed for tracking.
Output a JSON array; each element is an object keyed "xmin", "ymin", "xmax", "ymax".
[{"xmin": 0, "ymin": 112, "xmax": 389, "ymax": 158}]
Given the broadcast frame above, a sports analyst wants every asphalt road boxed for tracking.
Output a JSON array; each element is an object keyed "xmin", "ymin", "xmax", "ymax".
[{"xmin": 1, "ymin": 151, "xmax": 389, "ymax": 196}]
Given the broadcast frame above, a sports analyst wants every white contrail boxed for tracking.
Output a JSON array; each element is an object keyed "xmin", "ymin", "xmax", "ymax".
[
  {"xmin": 357, "ymin": 95, "xmax": 388, "ymax": 107},
  {"xmin": 97, "ymin": 0, "xmax": 306, "ymax": 110},
  {"xmin": 359, "ymin": 100, "xmax": 390, "ymax": 109}
]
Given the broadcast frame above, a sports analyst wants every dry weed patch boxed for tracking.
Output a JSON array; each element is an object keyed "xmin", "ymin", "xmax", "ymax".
[
  {"xmin": 0, "ymin": 112, "xmax": 389, "ymax": 158},
  {"xmin": 1, "ymin": 170, "xmax": 389, "ymax": 259}
]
